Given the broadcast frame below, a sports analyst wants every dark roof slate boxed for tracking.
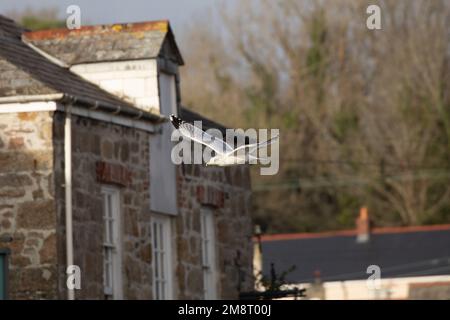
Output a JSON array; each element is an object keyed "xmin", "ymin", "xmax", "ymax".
[
  {"xmin": 0, "ymin": 15, "xmax": 161, "ymax": 122},
  {"xmin": 0, "ymin": 15, "xmax": 28, "ymax": 38},
  {"xmin": 181, "ymin": 107, "xmax": 227, "ymax": 134},
  {"xmin": 23, "ymin": 20, "xmax": 184, "ymax": 65},
  {"xmin": 262, "ymin": 228, "xmax": 450, "ymax": 283}
]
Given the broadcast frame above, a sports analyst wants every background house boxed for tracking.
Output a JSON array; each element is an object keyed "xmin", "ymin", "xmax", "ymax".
[
  {"xmin": 257, "ymin": 208, "xmax": 450, "ymax": 300},
  {"xmin": 0, "ymin": 15, "xmax": 253, "ymax": 300}
]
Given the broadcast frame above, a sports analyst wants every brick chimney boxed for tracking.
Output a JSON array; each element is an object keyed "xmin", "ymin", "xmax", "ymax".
[{"xmin": 356, "ymin": 207, "xmax": 371, "ymax": 243}]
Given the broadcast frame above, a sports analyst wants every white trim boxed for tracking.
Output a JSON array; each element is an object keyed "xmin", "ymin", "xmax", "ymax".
[
  {"xmin": 101, "ymin": 186, "xmax": 123, "ymax": 300},
  {"xmin": 0, "ymin": 94, "xmax": 64, "ymax": 104},
  {"xmin": 200, "ymin": 208, "xmax": 218, "ymax": 300},
  {"xmin": 0, "ymin": 101, "xmax": 157, "ymax": 133},
  {"xmin": 0, "ymin": 101, "xmax": 59, "ymax": 113},
  {"xmin": 70, "ymin": 105, "xmax": 156, "ymax": 133},
  {"xmin": 151, "ymin": 215, "xmax": 174, "ymax": 300},
  {"xmin": 65, "ymin": 104, "xmax": 74, "ymax": 300}
]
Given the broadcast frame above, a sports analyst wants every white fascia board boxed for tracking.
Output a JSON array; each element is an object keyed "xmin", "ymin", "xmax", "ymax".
[
  {"xmin": 0, "ymin": 100, "xmax": 59, "ymax": 113},
  {"xmin": 0, "ymin": 100, "xmax": 157, "ymax": 133},
  {"xmin": 0, "ymin": 94, "xmax": 64, "ymax": 104},
  {"xmin": 68, "ymin": 104, "xmax": 157, "ymax": 133}
]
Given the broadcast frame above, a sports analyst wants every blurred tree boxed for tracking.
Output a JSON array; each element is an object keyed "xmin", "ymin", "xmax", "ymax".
[
  {"xmin": 181, "ymin": 0, "xmax": 450, "ymax": 232},
  {"xmin": 7, "ymin": 7, "xmax": 65, "ymax": 30}
]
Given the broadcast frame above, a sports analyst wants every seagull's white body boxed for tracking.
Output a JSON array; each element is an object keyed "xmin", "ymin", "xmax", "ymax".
[
  {"xmin": 208, "ymin": 155, "xmax": 247, "ymax": 166},
  {"xmin": 170, "ymin": 114, "xmax": 277, "ymax": 167}
]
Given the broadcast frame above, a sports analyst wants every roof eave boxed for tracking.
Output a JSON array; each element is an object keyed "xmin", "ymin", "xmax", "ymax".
[
  {"xmin": 59, "ymin": 94, "xmax": 166, "ymax": 123},
  {"xmin": 165, "ymin": 24, "xmax": 185, "ymax": 66},
  {"xmin": 0, "ymin": 93, "xmax": 166, "ymax": 124}
]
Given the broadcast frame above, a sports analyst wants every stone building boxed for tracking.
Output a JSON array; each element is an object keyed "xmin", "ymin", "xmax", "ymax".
[{"xmin": 0, "ymin": 15, "xmax": 253, "ymax": 300}]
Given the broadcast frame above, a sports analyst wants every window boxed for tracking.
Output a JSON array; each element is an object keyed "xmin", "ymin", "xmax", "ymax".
[
  {"xmin": 152, "ymin": 215, "xmax": 173, "ymax": 300},
  {"xmin": 0, "ymin": 249, "xmax": 9, "ymax": 300},
  {"xmin": 201, "ymin": 208, "xmax": 218, "ymax": 299},
  {"xmin": 102, "ymin": 187, "xmax": 123, "ymax": 299}
]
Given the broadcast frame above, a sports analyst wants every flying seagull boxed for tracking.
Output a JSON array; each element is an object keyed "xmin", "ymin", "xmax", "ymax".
[{"xmin": 170, "ymin": 114, "xmax": 278, "ymax": 166}]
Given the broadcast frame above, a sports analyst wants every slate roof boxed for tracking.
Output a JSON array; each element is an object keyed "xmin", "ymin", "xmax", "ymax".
[
  {"xmin": 181, "ymin": 107, "xmax": 228, "ymax": 135},
  {"xmin": 23, "ymin": 20, "xmax": 184, "ymax": 65},
  {"xmin": 180, "ymin": 107, "xmax": 256, "ymax": 145},
  {"xmin": 0, "ymin": 15, "xmax": 28, "ymax": 38},
  {"xmin": 261, "ymin": 225, "xmax": 450, "ymax": 283},
  {"xmin": 0, "ymin": 15, "xmax": 162, "ymax": 122}
]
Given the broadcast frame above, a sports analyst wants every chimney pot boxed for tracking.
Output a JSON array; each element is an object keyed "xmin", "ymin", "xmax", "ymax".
[{"xmin": 356, "ymin": 206, "xmax": 370, "ymax": 243}]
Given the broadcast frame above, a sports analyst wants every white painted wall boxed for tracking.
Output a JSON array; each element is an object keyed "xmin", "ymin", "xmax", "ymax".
[
  {"xmin": 71, "ymin": 60, "xmax": 160, "ymax": 113},
  {"xmin": 281, "ymin": 275, "xmax": 450, "ymax": 300}
]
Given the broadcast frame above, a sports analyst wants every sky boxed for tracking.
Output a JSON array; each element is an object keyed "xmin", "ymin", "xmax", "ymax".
[{"xmin": 0, "ymin": 0, "xmax": 223, "ymax": 38}]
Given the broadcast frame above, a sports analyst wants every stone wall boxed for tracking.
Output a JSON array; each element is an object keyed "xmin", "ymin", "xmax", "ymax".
[
  {"xmin": 0, "ymin": 111, "xmax": 58, "ymax": 299},
  {"xmin": 64, "ymin": 114, "xmax": 254, "ymax": 300},
  {"xmin": 56, "ymin": 112, "xmax": 153, "ymax": 299},
  {"xmin": 1, "ymin": 109, "xmax": 254, "ymax": 300},
  {"xmin": 176, "ymin": 164, "xmax": 254, "ymax": 299}
]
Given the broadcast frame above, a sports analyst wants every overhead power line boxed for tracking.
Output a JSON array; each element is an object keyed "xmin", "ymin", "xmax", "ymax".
[
  {"xmin": 281, "ymin": 157, "xmax": 449, "ymax": 170},
  {"xmin": 294, "ymin": 256, "xmax": 450, "ymax": 284},
  {"xmin": 253, "ymin": 169, "xmax": 450, "ymax": 191}
]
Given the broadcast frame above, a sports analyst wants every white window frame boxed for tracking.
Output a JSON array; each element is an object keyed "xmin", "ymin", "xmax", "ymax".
[
  {"xmin": 201, "ymin": 208, "xmax": 218, "ymax": 299},
  {"xmin": 101, "ymin": 186, "xmax": 123, "ymax": 300},
  {"xmin": 151, "ymin": 215, "xmax": 174, "ymax": 300}
]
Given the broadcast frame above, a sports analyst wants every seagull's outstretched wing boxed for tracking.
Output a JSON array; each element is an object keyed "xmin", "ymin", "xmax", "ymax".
[
  {"xmin": 228, "ymin": 135, "xmax": 279, "ymax": 156},
  {"xmin": 170, "ymin": 115, "xmax": 233, "ymax": 155}
]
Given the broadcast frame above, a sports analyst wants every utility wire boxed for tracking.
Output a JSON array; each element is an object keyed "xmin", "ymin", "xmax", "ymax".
[
  {"xmin": 254, "ymin": 170, "xmax": 450, "ymax": 191},
  {"xmin": 319, "ymin": 257, "xmax": 450, "ymax": 282},
  {"xmin": 288, "ymin": 256, "xmax": 450, "ymax": 283},
  {"xmin": 281, "ymin": 157, "xmax": 449, "ymax": 170}
]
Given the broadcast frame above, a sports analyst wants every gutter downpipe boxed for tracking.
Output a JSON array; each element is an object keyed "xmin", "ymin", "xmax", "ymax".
[{"xmin": 65, "ymin": 103, "xmax": 75, "ymax": 300}]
